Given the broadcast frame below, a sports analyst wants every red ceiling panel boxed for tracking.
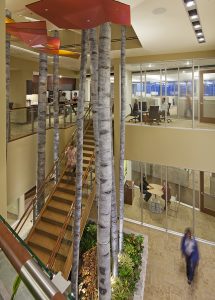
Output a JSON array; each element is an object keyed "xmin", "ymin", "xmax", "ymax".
[
  {"xmin": 6, "ymin": 21, "xmax": 47, "ymax": 48},
  {"xmin": 26, "ymin": 0, "xmax": 131, "ymax": 29}
]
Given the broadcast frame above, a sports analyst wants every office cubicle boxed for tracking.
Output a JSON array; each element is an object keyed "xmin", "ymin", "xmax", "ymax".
[{"xmin": 127, "ymin": 58, "xmax": 215, "ymax": 130}]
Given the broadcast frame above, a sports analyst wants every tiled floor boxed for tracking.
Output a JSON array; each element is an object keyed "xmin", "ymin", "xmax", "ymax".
[{"xmin": 124, "ymin": 221, "xmax": 215, "ymax": 300}]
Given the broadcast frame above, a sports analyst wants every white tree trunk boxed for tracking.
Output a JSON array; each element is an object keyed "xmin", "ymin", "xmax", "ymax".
[
  {"xmin": 71, "ymin": 29, "xmax": 88, "ymax": 298},
  {"xmin": 111, "ymin": 157, "xmax": 118, "ymax": 277},
  {"xmin": 6, "ymin": 9, "xmax": 11, "ymax": 142},
  {"xmin": 119, "ymin": 26, "xmax": 126, "ymax": 252},
  {"xmin": 98, "ymin": 22, "xmax": 112, "ymax": 300},
  {"xmin": 53, "ymin": 30, "xmax": 60, "ymax": 182},
  {"xmin": 35, "ymin": 52, "xmax": 48, "ymax": 218},
  {"xmin": 89, "ymin": 28, "xmax": 100, "ymax": 203}
]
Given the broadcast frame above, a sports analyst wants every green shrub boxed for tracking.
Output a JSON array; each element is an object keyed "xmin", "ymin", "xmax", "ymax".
[
  {"xmin": 111, "ymin": 277, "xmax": 131, "ymax": 300},
  {"xmin": 80, "ymin": 222, "xmax": 97, "ymax": 255}
]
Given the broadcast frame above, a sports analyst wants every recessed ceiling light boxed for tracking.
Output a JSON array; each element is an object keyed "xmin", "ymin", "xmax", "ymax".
[
  {"xmin": 184, "ymin": 0, "xmax": 195, "ymax": 8},
  {"xmin": 186, "ymin": 61, "xmax": 190, "ymax": 65},
  {"xmin": 59, "ymin": 75, "xmax": 62, "ymax": 78},
  {"xmin": 192, "ymin": 21, "xmax": 201, "ymax": 29},
  {"xmin": 148, "ymin": 64, "xmax": 152, "ymax": 68},
  {"xmin": 198, "ymin": 37, "xmax": 205, "ymax": 43},
  {"xmin": 195, "ymin": 30, "xmax": 203, "ymax": 37},
  {"xmin": 152, "ymin": 7, "xmax": 166, "ymax": 15},
  {"xmin": 188, "ymin": 9, "xmax": 198, "ymax": 20},
  {"xmin": 45, "ymin": 8, "xmax": 48, "ymax": 12}
]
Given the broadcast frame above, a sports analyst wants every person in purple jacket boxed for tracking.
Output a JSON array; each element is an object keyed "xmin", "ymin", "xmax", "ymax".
[{"xmin": 181, "ymin": 228, "xmax": 199, "ymax": 284}]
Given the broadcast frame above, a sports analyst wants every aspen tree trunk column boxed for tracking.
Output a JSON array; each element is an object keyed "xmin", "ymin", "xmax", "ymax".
[
  {"xmin": 53, "ymin": 30, "xmax": 60, "ymax": 182},
  {"xmin": 98, "ymin": 22, "xmax": 112, "ymax": 300},
  {"xmin": 119, "ymin": 26, "xmax": 126, "ymax": 252},
  {"xmin": 35, "ymin": 52, "xmax": 48, "ymax": 219},
  {"xmin": 71, "ymin": 29, "xmax": 88, "ymax": 298}
]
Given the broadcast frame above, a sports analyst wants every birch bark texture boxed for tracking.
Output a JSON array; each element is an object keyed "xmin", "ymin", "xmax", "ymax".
[
  {"xmin": 52, "ymin": 30, "xmax": 60, "ymax": 182},
  {"xmin": 97, "ymin": 22, "xmax": 112, "ymax": 300},
  {"xmin": 119, "ymin": 26, "xmax": 126, "ymax": 253},
  {"xmin": 71, "ymin": 29, "xmax": 88, "ymax": 298},
  {"xmin": 111, "ymin": 157, "xmax": 119, "ymax": 277},
  {"xmin": 89, "ymin": 28, "xmax": 99, "ymax": 203},
  {"xmin": 5, "ymin": 9, "xmax": 11, "ymax": 142},
  {"xmin": 36, "ymin": 52, "xmax": 48, "ymax": 218}
]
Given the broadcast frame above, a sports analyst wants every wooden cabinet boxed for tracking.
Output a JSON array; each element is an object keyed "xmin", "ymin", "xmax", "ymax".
[{"xmin": 124, "ymin": 180, "xmax": 134, "ymax": 205}]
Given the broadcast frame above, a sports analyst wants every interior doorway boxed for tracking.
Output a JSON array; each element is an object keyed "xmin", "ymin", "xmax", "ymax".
[{"xmin": 200, "ymin": 69, "xmax": 215, "ymax": 124}]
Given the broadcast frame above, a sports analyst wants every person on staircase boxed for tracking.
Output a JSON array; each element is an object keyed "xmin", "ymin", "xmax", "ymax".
[{"xmin": 65, "ymin": 141, "xmax": 77, "ymax": 183}]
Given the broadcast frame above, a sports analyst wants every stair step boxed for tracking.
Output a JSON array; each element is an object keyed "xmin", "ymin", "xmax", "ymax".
[
  {"xmin": 52, "ymin": 194, "xmax": 74, "ymax": 205},
  {"xmin": 35, "ymin": 227, "xmax": 72, "ymax": 244},
  {"xmin": 84, "ymin": 134, "xmax": 94, "ymax": 140},
  {"xmin": 83, "ymin": 150, "xmax": 93, "ymax": 157},
  {"xmin": 28, "ymin": 240, "xmax": 67, "ymax": 262},
  {"xmin": 42, "ymin": 209, "xmax": 68, "ymax": 225},
  {"xmin": 48, "ymin": 198, "xmax": 73, "ymax": 212},
  {"xmin": 29, "ymin": 245, "xmax": 50, "ymax": 265},
  {"xmin": 83, "ymin": 139, "xmax": 94, "ymax": 146},
  {"xmin": 41, "ymin": 215, "xmax": 73, "ymax": 230},
  {"xmin": 53, "ymin": 190, "xmax": 75, "ymax": 202},
  {"xmin": 58, "ymin": 182, "xmax": 76, "ymax": 191},
  {"xmin": 56, "ymin": 186, "xmax": 76, "ymax": 195},
  {"xmin": 35, "ymin": 220, "xmax": 72, "ymax": 240},
  {"xmin": 47, "ymin": 204, "xmax": 70, "ymax": 216}
]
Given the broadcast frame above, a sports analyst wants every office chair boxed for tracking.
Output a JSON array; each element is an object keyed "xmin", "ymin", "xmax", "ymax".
[
  {"xmin": 147, "ymin": 106, "xmax": 160, "ymax": 125},
  {"xmin": 129, "ymin": 104, "xmax": 139, "ymax": 123}
]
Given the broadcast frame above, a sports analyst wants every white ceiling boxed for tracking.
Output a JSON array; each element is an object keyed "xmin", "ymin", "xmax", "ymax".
[
  {"xmin": 119, "ymin": 0, "xmax": 215, "ymax": 55},
  {"xmin": 5, "ymin": 0, "xmax": 215, "ymax": 71}
]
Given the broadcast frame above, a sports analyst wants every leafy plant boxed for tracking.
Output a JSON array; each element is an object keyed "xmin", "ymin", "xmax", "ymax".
[
  {"xmin": 111, "ymin": 277, "xmax": 131, "ymax": 300},
  {"xmin": 11, "ymin": 275, "xmax": 21, "ymax": 300},
  {"xmin": 80, "ymin": 222, "xmax": 97, "ymax": 255}
]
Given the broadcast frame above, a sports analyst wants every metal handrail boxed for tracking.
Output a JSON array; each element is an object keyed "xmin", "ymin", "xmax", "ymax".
[
  {"xmin": 15, "ymin": 105, "xmax": 92, "ymax": 234},
  {"xmin": 46, "ymin": 153, "xmax": 95, "ymax": 269},
  {"xmin": 0, "ymin": 215, "xmax": 53, "ymax": 278}
]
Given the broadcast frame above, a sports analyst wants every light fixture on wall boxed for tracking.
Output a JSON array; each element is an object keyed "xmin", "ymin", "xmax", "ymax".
[{"xmin": 183, "ymin": 0, "xmax": 206, "ymax": 43}]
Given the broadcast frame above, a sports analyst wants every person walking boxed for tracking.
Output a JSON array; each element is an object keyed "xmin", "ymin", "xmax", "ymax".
[
  {"xmin": 65, "ymin": 141, "xmax": 77, "ymax": 183},
  {"xmin": 181, "ymin": 228, "xmax": 199, "ymax": 285}
]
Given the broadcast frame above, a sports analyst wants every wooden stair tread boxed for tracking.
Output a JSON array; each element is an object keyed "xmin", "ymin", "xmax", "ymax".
[
  {"xmin": 48, "ymin": 199, "xmax": 73, "ymax": 213},
  {"xmin": 29, "ymin": 245, "xmax": 50, "ymax": 265},
  {"xmin": 35, "ymin": 220, "xmax": 72, "ymax": 239},
  {"xmin": 58, "ymin": 182, "xmax": 76, "ymax": 191},
  {"xmin": 53, "ymin": 190, "xmax": 75, "ymax": 202},
  {"xmin": 28, "ymin": 232, "xmax": 70, "ymax": 259},
  {"xmin": 42, "ymin": 209, "xmax": 68, "ymax": 224}
]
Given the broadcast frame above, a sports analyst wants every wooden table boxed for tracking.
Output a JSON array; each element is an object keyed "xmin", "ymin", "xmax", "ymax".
[{"xmin": 148, "ymin": 183, "xmax": 163, "ymax": 197}]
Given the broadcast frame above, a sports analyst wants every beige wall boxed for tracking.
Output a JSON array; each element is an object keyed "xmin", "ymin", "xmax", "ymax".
[
  {"xmin": 10, "ymin": 56, "xmax": 79, "ymax": 107},
  {"xmin": 0, "ymin": 0, "xmax": 7, "ymax": 218},
  {"xmin": 7, "ymin": 126, "xmax": 75, "ymax": 212},
  {"xmin": 125, "ymin": 125, "xmax": 215, "ymax": 173}
]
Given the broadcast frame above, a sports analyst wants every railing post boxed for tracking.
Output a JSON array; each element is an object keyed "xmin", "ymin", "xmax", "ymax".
[
  {"xmin": 31, "ymin": 107, "xmax": 34, "ymax": 133},
  {"xmin": 8, "ymin": 109, "xmax": 11, "ymax": 141},
  {"xmin": 64, "ymin": 106, "xmax": 66, "ymax": 128},
  {"xmin": 49, "ymin": 104, "xmax": 52, "ymax": 128},
  {"xmin": 90, "ymin": 167, "xmax": 93, "ymax": 191}
]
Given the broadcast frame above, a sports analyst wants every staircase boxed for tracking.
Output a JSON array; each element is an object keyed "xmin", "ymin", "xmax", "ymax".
[{"xmin": 25, "ymin": 123, "xmax": 96, "ymax": 279}]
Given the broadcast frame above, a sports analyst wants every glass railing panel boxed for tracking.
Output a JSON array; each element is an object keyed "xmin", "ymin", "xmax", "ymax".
[
  {"xmin": 9, "ymin": 107, "xmax": 33, "ymax": 140},
  {"xmin": 0, "ymin": 251, "xmax": 34, "ymax": 300}
]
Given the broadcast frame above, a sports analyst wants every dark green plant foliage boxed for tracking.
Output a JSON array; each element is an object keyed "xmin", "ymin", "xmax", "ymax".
[
  {"xmin": 80, "ymin": 223, "xmax": 144, "ymax": 300},
  {"xmin": 80, "ymin": 221, "xmax": 97, "ymax": 255}
]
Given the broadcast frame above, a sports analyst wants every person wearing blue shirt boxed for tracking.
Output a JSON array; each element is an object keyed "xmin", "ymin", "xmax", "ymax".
[{"xmin": 181, "ymin": 228, "xmax": 199, "ymax": 284}]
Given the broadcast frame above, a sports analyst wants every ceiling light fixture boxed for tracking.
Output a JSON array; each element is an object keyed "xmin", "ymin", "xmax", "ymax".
[
  {"xmin": 192, "ymin": 21, "xmax": 201, "ymax": 29},
  {"xmin": 183, "ymin": 1, "xmax": 205, "ymax": 43},
  {"xmin": 198, "ymin": 37, "xmax": 205, "ymax": 43},
  {"xmin": 188, "ymin": 9, "xmax": 198, "ymax": 20},
  {"xmin": 184, "ymin": 0, "xmax": 195, "ymax": 8},
  {"xmin": 195, "ymin": 30, "xmax": 203, "ymax": 37}
]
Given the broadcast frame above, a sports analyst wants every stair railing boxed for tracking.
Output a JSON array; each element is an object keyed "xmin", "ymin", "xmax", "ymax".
[
  {"xmin": 0, "ymin": 215, "xmax": 53, "ymax": 279},
  {"xmin": 46, "ymin": 153, "xmax": 95, "ymax": 270},
  {"xmin": 14, "ymin": 105, "xmax": 92, "ymax": 235}
]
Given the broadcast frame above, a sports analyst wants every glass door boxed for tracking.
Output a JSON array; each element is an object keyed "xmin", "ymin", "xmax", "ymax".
[
  {"xmin": 200, "ymin": 171, "xmax": 215, "ymax": 216},
  {"xmin": 200, "ymin": 70, "xmax": 215, "ymax": 123}
]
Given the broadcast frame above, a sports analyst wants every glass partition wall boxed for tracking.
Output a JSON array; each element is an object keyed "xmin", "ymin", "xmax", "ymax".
[
  {"xmin": 127, "ymin": 58, "xmax": 215, "ymax": 130},
  {"xmin": 124, "ymin": 160, "xmax": 215, "ymax": 244}
]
